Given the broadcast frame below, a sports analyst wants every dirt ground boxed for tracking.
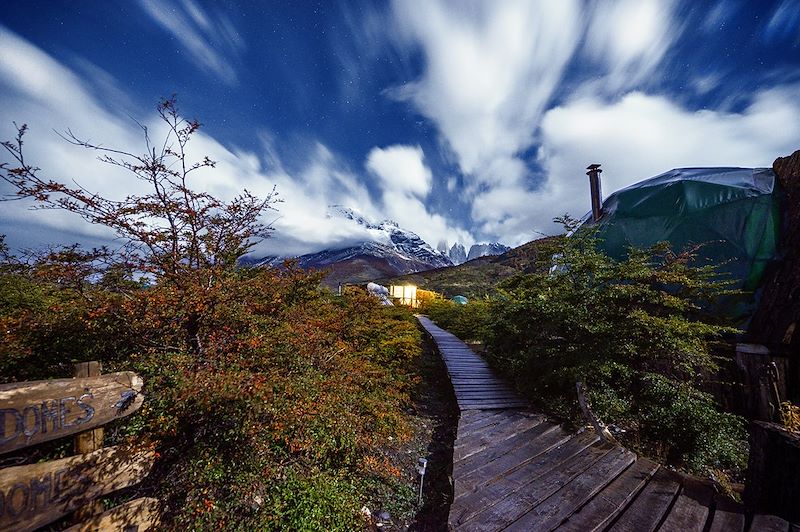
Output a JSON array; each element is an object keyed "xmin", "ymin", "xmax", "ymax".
[{"xmin": 407, "ymin": 333, "xmax": 459, "ymax": 531}]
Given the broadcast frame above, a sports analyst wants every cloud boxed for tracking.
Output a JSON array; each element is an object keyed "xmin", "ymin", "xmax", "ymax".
[
  {"xmin": 0, "ymin": 25, "xmax": 152, "ymax": 246},
  {"xmin": 764, "ymin": 0, "xmax": 800, "ymax": 43},
  {"xmin": 366, "ymin": 144, "xmax": 473, "ymax": 248},
  {"xmin": 583, "ymin": 0, "xmax": 680, "ymax": 90},
  {"xmin": 0, "ymin": 26, "xmax": 471, "ymax": 258},
  {"xmin": 380, "ymin": 0, "xmax": 800, "ymax": 248},
  {"xmin": 366, "ymin": 145, "xmax": 431, "ymax": 197},
  {"xmin": 387, "ymin": 0, "xmax": 582, "ymax": 186},
  {"xmin": 525, "ymin": 87, "xmax": 800, "ymax": 235},
  {"xmin": 138, "ymin": 0, "xmax": 244, "ymax": 85},
  {"xmin": 0, "ymin": 25, "xmax": 364, "ymax": 256}
]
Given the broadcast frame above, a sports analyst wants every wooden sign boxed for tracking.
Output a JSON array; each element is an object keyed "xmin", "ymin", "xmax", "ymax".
[
  {"xmin": 64, "ymin": 496, "xmax": 161, "ymax": 532},
  {"xmin": 0, "ymin": 445, "xmax": 155, "ymax": 532},
  {"xmin": 0, "ymin": 372, "xmax": 144, "ymax": 455}
]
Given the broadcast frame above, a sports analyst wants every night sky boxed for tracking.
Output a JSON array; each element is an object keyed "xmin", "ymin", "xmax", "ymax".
[{"xmin": 1, "ymin": 1, "xmax": 799, "ymax": 256}]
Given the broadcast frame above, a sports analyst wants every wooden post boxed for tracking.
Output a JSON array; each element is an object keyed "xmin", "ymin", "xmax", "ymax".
[
  {"xmin": 576, "ymin": 380, "xmax": 618, "ymax": 444},
  {"xmin": 73, "ymin": 361, "xmax": 105, "ymax": 521},
  {"xmin": 744, "ymin": 421, "xmax": 800, "ymax": 523}
]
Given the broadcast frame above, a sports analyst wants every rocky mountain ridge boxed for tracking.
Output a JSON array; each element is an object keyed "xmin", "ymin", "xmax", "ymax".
[{"xmin": 254, "ymin": 206, "xmax": 510, "ymax": 286}]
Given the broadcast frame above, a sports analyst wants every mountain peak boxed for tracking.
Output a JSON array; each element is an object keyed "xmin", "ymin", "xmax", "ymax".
[
  {"xmin": 467, "ymin": 242, "xmax": 511, "ymax": 261},
  {"xmin": 256, "ymin": 206, "xmax": 453, "ymax": 285},
  {"xmin": 448, "ymin": 242, "xmax": 467, "ymax": 265}
]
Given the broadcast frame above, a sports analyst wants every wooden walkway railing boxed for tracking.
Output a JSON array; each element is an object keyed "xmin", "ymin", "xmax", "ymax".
[{"xmin": 417, "ymin": 316, "xmax": 797, "ymax": 532}]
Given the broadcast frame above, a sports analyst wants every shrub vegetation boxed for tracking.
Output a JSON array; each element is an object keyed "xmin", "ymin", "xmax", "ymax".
[
  {"xmin": 0, "ymin": 100, "xmax": 425, "ymax": 529},
  {"xmin": 421, "ymin": 217, "xmax": 747, "ymax": 476}
]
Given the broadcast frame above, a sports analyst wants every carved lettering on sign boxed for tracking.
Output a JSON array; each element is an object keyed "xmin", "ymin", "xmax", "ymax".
[
  {"xmin": 0, "ymin": 373, "xmax": 143, "ymax": 454},
  {"xmin": 0, "ymin": 446, "xmax": 154, "ymax": 532}
]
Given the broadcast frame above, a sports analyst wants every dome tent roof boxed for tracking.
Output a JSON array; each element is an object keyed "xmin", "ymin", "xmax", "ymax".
[{"xmin": 589, "ymin": 167, "xmax": 782, "ymax": 319}]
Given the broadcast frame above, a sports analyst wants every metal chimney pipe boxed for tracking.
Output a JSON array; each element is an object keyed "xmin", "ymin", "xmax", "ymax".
[{"xmin": 586, "ymin": 164, "xmax": 603, "ymax": 221}]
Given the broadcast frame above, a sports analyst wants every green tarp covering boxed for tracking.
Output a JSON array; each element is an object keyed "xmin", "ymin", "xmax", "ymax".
[{"xmin": 589, "ymin": 167, "xmax": 782, "ymax": 318}]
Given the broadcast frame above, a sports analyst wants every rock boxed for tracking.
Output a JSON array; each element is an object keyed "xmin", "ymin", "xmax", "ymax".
[{"xmin": 748, "ymin": 149, "xmax": 800, "ymax": 358}]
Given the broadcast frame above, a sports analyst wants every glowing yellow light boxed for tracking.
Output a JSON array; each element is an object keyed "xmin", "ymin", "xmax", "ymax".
[{"xmin": 389, "ymin": 284, "xmax": 418, "ymax": 308}]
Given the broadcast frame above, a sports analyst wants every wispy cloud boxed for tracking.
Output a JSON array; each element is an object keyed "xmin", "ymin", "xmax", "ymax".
[
  {"xmin": 366, "ymin": 145, "xmax": 473, "ymax": 247},
  {"xmin": 0, "ymin": 26, "xmax": 471, "ymax": 256},
  {"xmin": 386, "ymin": 0, "xmax": 583, "ymax": 188},
  {"xmin": 583, "ymin": 0, "xmax": 681, "ymax": 92},
  {"xmin": 138, "ymin": 0, "xmax": 244, "ymax": 85},
  {"xmin": 530, "ymin": 87, "xmax": 800, "ymax": 234},
  {"xmin": 380, "ymin": 0, "xmax": 799, "ymax": 245},
  {"xmin": 763, "ymin": 0, "xmax": 800, "ymax": 44}
]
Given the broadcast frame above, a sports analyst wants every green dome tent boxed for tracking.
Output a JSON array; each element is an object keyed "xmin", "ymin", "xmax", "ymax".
[
  {"xmin": 589, "ymin": 167, "xmax": 782, "ymax": 318},
  {"xmin": 451, "ymin": 295, "xmax": 469, "ymax": 305}
]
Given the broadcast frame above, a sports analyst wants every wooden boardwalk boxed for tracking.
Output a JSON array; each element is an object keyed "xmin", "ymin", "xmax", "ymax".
[{"xmin": 417, "ymin": 316, "xmax": 797, "ymax": 532}]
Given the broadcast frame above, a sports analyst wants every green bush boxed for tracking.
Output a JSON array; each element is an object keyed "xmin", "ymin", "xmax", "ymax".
[
  {"xmin": 420, "ymin": 297, "xmax": 491, "ymax": 342},
  {"xmin": 484, "ymin": 219, "xmax": 745, "ymax": 474}
]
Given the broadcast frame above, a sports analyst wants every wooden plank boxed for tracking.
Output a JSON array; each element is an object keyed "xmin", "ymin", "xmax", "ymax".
[
  {"xmin": 658, "ymin": 477, "xmax": 713, "ymax": 532},
  {"xmin": 503, "ymin": 446, "xmax": 636, "ymax": 531},
  {"xmin": 457, "ymin": 401, "xmax": 528, "ymax": 408},
  {"xmin": 459, "ymin": 403, "xmax": 526, "ymax": 410},
  {"xmin": 457, "ymin": 396, "xmax": 523, "ymax": 404},
  {"xmin": 459, "ymin": 409, "xmax": 496, "ymax": 423},
  {"xmin": 460, "ymin": 404, "xmax": 527, "ymax": 410},
  {"xmin": 453, "ymin": 423, "xmax": 568, "ymax": 487},
  {"xmin": 459, "ymin": 442, "xmax": 615, "ymax": 530},
  {"xmin": 455, "ymin": 389, "xmax": 519, "ymax": 396},
  {"xmin": 456, "ymin": 396, "xmax": 524, "ymax": 403},
  {"xmin": 64, "ymin": 497, "xmax": 161, "ymax": 532},
  {"xmin": 558, "ymin": 458, "xmax": 659, "ymax": 532},
  {"xmin": 459, "ymin": 403, "xmax": 528, "ymax": 411},
  {"xmin": 451, "ymin": 382, "xmax": 512, "ymax": 387},
  {"xmin": 456, "ymin": 411, "xmax": 528, "ymax": 439},
  {"xmin": 457, "ymin": 411, "xmax": 510, "ymax": 435},
  {"xmin": 707, "ymin": 492, "xmax": 745, "ymax": 532},
  {"xmin": 455, "ymin": 393, "xmax": 522, "ymax": 402},
  {"xmin": 0, "ymin": 372, "xmax": 144, "ymax": 455},
  {"xmin": 453, "ymin": 414, "xmax": 541, "ymax": 462},
  {"xmin": 750, "ymin": 514, "xmax": 791, "ymax": 532},
  {"xmin": 606, "ymin": 467, "xmax": 681, "ymax": 532},
  {"xmin": 456, "ymin": 388, "xmax": 518, "ymax": 395},
  {"xmin": 449, "ymin": 432, "xmax": 600, "ymax": 525},
  {"xmin": 453, "ymin": 381, "xmax": 517, "ymax": 394},
  {"xmin": 0, "ymin": 445, "xmax": 155, "ymax": 532},
  {"xmin": 454, "ymin": 387, "xmax": 516, "ymax": 393},
  {"xmin": 456, "ymin": 413, "xmax": 526, "ymax": 444}
]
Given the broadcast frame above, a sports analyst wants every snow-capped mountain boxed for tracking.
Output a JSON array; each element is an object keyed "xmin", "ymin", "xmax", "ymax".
[
  {"xmin": 435, "ymin": 241, "xmax": 509, "ymax": 265},
  {"xmin": 255, "ymin": 206, "xmax": 452, "ymax": 285},
  {"xmin": 448, "ymin": 243, "xmax": 467, "ymax": 265},
  {"xmin": 467, "ymin": 242, "xmax": 511, "ymax": 261}
]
